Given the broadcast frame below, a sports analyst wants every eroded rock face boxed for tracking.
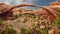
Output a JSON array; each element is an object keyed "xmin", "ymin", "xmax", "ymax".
[
  {"xmin": 50, "ymin": 1, "xmax": 60, "ymax": 6},
  {"xmin": 0, "ymin": 3, "xmax": 13, "ymax": 19},
  {"xmin": 0, "ymin": 3, "xmax": 38, "ymax": 20},
  {"xmin": 0, "ymin": 2, "xmax": 59, "ymax": 21}
]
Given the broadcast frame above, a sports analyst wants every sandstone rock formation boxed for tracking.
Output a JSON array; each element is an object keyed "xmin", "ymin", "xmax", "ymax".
[
  {"xmin": 0, "ymin": 1, "xmax": 59, "ymax": 21},
  {"xmin": 0, "ymin": 1, "xmax": 60, "ymax": 34}
]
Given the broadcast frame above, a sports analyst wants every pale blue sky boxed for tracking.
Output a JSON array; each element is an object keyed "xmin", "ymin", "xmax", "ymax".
[{"xmin": 0, "ymin": 0, "xmax": 56, "ymax": 6}]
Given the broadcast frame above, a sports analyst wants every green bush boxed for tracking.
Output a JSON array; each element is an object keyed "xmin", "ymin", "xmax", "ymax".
[
  {"xmin": 2, "ymin": 28, "xmax": 16, "ymax": 34},
  {"xmin": 40, "ymin": 28, "xmax": 48, "ymax": 34},
  {"xmin": 1, "ymin": 24, "xmax": 16, "ymax": 34},
  {"xmin": 10, "ymin": 14, "xmax": 22, "ymax": 20},
  {"xmin": 52, "ymin": 13, "xmax": 60, "ymax": 34},
  {"xmin": 24, "ymin": 13, "xmax": 36, "ymax": 18},
  {"xmin": 57, "ymin": 31, "xmax": 60, "ymax": 34},
  {"xmin": 57, "ymin": 25, "xmax": 60, "ymax": 30},
  {"xmin": 20, "ymin": 27, "xmax": 31, "ymax": 34},
  {"xmin": 0, "ymin": 18, "xmax": 5, "ymax": 22}
]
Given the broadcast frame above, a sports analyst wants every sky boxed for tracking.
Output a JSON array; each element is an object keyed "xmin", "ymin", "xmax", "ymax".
[{"xmin": 0, "ymin": 0, "xmax": 56, "ymax": 6}]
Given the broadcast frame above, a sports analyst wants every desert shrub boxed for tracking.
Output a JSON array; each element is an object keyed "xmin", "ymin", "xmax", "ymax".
[
  {"xmin": 2, "ymin": 28, "xmax": 16, "ymax": 34},
  {"xmin": 30, "ymin": 27, "xmax": 41, "ymax": 34},
  {"xmin": 10, "ymin": 13, "xmax": 22, "ymax": 20},
  {"xmin": 0, "ymin": 18, "xmax": 5, "ymax": 22},
  {"xmin": 57, "ymin": 25, "xmax": 60, "ymax": 30},
  {"xmin": 52, "ymin": 13, "xmax": 60, "ymax": 29},
  {"xmin": 40, "ymin": 28, "xmax": 48, "ymax": 34},
  {"xmin": 0, "ymin": 18, "xmax": 5, "ymax": 30},
  {"xmin": 2, "ymin": 29, "xmax": 16, "ymax": 34},
  {"xmin": 57, "ymin": 31, "xmax": 60, "ymax": 34},
  {"xmin": 22, "ymin": 17, "xmax": 27, "ymax": 23},
  {"xmin": 28, "ymin": 14, "xmax": 36, "ymax": 18},
  {"xmin": 24, "ymin": 13, "xmax": 36, "ymax": 18},
  {"xmin": 1, "ymin": 23, "xmax": 16, "ymax": 34},
  {"xmin": 10, "ymin": 16, "xmax": 15, "ymax": 20},
  {"xmin": 20, "ymin": 27, "xmax": 31, "ymax": 34}
]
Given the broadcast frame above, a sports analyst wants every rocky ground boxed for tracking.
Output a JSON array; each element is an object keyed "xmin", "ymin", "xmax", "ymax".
[{"xmin": 0, "ymin": 2, "xmax": 60, "ymax": 34}]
